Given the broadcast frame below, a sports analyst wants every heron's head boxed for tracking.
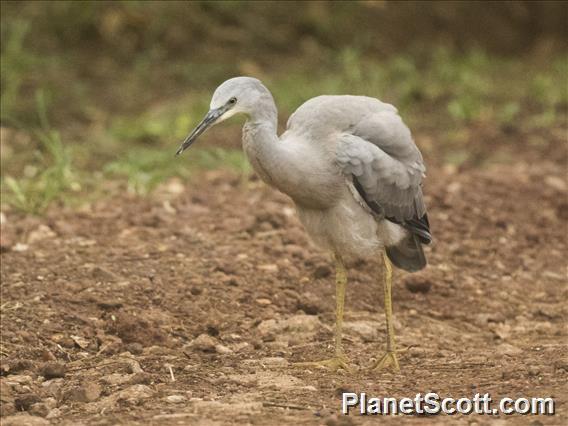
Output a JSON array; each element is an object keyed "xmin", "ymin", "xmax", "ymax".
[{"xmin": 176, "ymin": 76, "xmax": 271, "ymax": 156}]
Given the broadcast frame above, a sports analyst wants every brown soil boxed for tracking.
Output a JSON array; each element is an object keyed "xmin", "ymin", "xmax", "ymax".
[{"xmin": 1, "ymin": 154, "xmax": 567, "ymax": 424}]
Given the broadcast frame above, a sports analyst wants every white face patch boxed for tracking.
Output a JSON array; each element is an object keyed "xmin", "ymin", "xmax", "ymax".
[{"xmin": 216, "ymin": 107, "xmax": 239, "ymax": 124}]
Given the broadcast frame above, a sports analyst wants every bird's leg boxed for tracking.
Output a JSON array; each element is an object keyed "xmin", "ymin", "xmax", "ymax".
[
  {"xmin": 370, "ymin": 251, "xmax": 401, "ymax": 372},
  {"xmin": 293, "ymin": 254, "xmax": 351, "ymax": 372}
]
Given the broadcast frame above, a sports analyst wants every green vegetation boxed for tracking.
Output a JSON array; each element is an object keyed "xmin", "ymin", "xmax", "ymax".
[
  {"xmin": 2, "ymin": 91, "xmax": 78, "ymax": 214},
  {"xmin": 1, "ymin": 2, "xmax": 566, "ymax": 213}
]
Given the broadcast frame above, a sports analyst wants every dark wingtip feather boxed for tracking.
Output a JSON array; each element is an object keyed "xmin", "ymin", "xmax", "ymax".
[{"xmin": 386, "ymin": 234, "xmax": 427, "ymax": 272}]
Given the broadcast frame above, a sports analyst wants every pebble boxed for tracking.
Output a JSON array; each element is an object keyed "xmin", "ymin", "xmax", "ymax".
[
  {"xmin": 40, "ymin": 362, "xmax": 66, "ymax": 379},
  {"xmin": 343, "ymin": 321, "xmax": 379, "ymax": 342},
  {"xmin": 90, "ymin": 265, "xmax": 118, "ymax": 282},
  {"xmin": 12, "ymin": 243, "xmax": 29, "ymax": 252},
  {"xmin": 64, "ymin": 382, "xmax": 102, "ymax": 403},
  {"xmin": 29, "ymin": 402, "xmax": 51, "ymax": 417},
  {"xmin": 46, "ymin": 408, "xmax": 62, "ymax": 419},
  {"xmin": 97, "ymin": 384, "xmax": 153, "ymax": 410},
  {"xmin": 27, "ymin": 225, "xmax": 56, "ymax": 243},
  {"xmin": 8, "ymin": 359, "xmax": 35, "ymax": 373},
  {"xmin": 101, "ymin": 373, "xmax": 131, "ymax": 386},
  {"xmin": 165, "ymin": 394, "xmax": 186, "ymax": 404},
  {"xmin": 5, "ymin": 375, "xmax": 33, "ymax": 385},
  {"xmin": 215, "ymin": 344, "xmax": 233, "ymax": 354},
  {"xmin": 313, "ymin": 263, "xmax": 332, "ymax": 279},
  {"xmin": 260, "ymin": 357, "xmax": 288, "ymax": 368},
  {"xmin": 257, "ymin": 315, "xmax": 322, "ymax": 336},
  {"xmin": 496, "ymin": 343, "xmax": 523, "ymax": 356},
  {"xmin": 41, "ymin": 378, "xmax": 65, "ymax": 398},
  {"xmin": 257, "ymin": 264, "xmax": 279, "ymax": 273},
  {"xmin": 127, "ymin": 372, "xmax": 153, "ymax": 385},
  {"xmin": 403, "ymin": 275, "xmax": 433, "ymax": 293},
  {"xmin": 188, "ymin": 334, "xmax": 217, "ymax": 352},
  {"xmin": 296, "ymin": 292, "xmax": 323, "ymax": 315}
]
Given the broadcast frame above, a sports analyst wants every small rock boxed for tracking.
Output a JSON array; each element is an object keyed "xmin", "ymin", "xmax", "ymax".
[
  {"xmin": 27, "ymin": 225, "xmax": 56, "ymax": 243},
  {"xmin": 40, "ymin": 362, "xmax": 66, "ymax": 379},
  {"xmin": 40, "ymin": 350, "xmax": 56, "ymax": 362},
  {"xmin": 12, "ymin": 243, "xmax": 29, "ymax": 252},
  {"xmin": 313, "ymin": 263, "xmax": 332, "ymax": 279},
  {"xmin": 127, "ymin": 372, "xmax": 153, "ymax": 385},
  {"xmin": 102, "ymin": 373, "xmax": 131, "ymax": 386},
  {"xmin": 257, "ymin": 315, "xmax": 322, "ymax": 336},
  {"xmin": 283, "ymin": 315, "xmax": 322, "ymax": 333},
  {"xmin": 50, "ymin": 334, "xmax": 75, "ymax": 348},
  {"xmin": 46, "ymin": 408, "xmax": 62, "ymax": 419},
  {"xmin": 408, "ymin": 346, "xmax": 427, "ymax": 358},
  {"xmin": 5, "ymin": 375, "xmax": 33, "ymax": 385},
  {"xmin": 14, "ymin": 393, "xmax": 41, "ymax": 411},
  {"xmin": 29, "ymin": 402, "xmax": 50, "ymax": 417},
  {"xmin": 255, "ymin": 298, "xmax": 272, "ymax": 305},
  {"xmin": 231, "ymin": 342, "xmax": 250, "ymax": 352},
  {"xmin": 165, "ymin": 394, "xmax": 186, "ymax": 404},
  {"xmin": 215, "ymin": 344, "xmax": 233, "ymax": 355},
  {"xmin": 343, "ymin": 321, "xmax": 379, "ymax": 342},
  {"xmin": 545, "ymin": 176, "xmax": 566, "ymax": 192},
  {"xmin": 257, "ymin": 264, "xmax": 278, "ymax": 273},
  {"xmin": 260, "ymin": 357, "xmax": 288, "ymax": 368},
  {"xmin": 126, "ymin": 342, "xmax": 144, "ymax": 355},
  {"xmin": 8, "ymin": 359, "xmax": 35, "ymax": 373},
  {"xmin": 404, "ymin": 275, "xmax": 433, "ymax": 293},
  {"xmin": 527, "ymin": 366, "xmax": 541, "ymax": 377},
  {"xmin": 90, "ymin": 266, "xmax": 118, "ymax": 282},
  {"xmin": 64, "ymin": 382, "xmax": 102, "ymax": 403},
  {"xmin": 98, "ymin": 384, "xmax": 153, "ymax": 410},
  {"xmin": 41, "ymin": 378, "xmax": 65, "ymax": 398},
  {"xmin": 296, "ymin": 292, "xmax": 323, "ymax": 315},
  {"xmin": 122, "ymin": 357, "xmax": 144, "ymax": 374},
  {"xmin": 496, "ymin": 343, "xmax": 522, "ymax": 356},
  {"xmin": 188, "ymin": 334, "xmax": 217, "ymax": 352}
]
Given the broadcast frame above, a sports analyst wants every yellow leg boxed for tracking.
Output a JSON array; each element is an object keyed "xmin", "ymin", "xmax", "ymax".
[
  {"xmin": 294, "ymin": 254, "xmax": 351, "ymax": 372},
  {"xmin": 371, "ymin": 251, "xmax": 401, "ymax": 372}
]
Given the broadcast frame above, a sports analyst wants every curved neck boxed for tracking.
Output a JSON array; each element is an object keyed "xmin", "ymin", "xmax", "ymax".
[
  {"xmin": 242, "ymin": 118, "xmax": 281, "ymax": 187},
  {"xmin": 248, "ymin": 91, "xmax": 278, "ymax": 131}
]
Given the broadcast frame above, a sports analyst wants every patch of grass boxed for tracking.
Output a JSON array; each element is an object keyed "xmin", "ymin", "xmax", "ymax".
[
  {"xmin": 104, "ymin": 147, "xmax": 250, "ymax": 195},
  {"xmin": 2, "ymin": 91, "xmax": 79, "ymax": 214}
]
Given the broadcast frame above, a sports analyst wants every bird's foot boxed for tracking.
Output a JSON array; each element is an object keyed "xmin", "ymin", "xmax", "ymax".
[
  {"xmin": 293, "ymin": 356, "xmax": 352, "ymax": 372},
  {"xmin": 370, "ymin": 350, "xmax": 400, "ymax": 373}
]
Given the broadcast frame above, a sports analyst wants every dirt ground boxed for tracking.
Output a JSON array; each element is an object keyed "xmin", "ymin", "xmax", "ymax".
[{"xmin": 1, "ymin": 135, "xmax": 567, "ymax": 425}]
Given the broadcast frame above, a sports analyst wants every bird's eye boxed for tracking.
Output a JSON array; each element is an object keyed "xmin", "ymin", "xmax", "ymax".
[{"xmin": 229, "ymin": 97, "xmax": 237, "ymax": 105}]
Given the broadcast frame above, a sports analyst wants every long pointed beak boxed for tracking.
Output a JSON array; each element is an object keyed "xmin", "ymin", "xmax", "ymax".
[{"xmin": 175, "ymin": 107, "xmax": 224, "ymax": 156}]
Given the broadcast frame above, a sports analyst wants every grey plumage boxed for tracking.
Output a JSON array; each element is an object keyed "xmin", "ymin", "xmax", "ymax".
[
  {"xmin": 176, "ymin": 77, "xmax": 432, "ymax": 371},
  {"xmin": 177, "ymin": 77, "xmax": 431, "ymax": 271}
]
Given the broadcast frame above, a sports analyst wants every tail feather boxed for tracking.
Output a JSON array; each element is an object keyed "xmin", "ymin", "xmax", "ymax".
[{"xmin": 386, "ymin": 234, "xmax": 427, "ymax": 272}]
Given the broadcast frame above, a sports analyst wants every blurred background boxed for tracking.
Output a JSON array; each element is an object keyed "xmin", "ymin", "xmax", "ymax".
[{"xmin": 1, "ymin": 1, "xmax": 566, "ymax": 214}]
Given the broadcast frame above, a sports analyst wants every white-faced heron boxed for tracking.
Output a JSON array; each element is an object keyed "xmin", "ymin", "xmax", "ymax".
[{"xmin": 176, "ymin": 77, "xmax": 431, "ymax": 372}]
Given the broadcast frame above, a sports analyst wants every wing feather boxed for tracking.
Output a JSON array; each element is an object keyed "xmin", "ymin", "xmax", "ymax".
[{"xmin": 336, "ymin": 111, "xmax": 431, "ymax": 243}]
